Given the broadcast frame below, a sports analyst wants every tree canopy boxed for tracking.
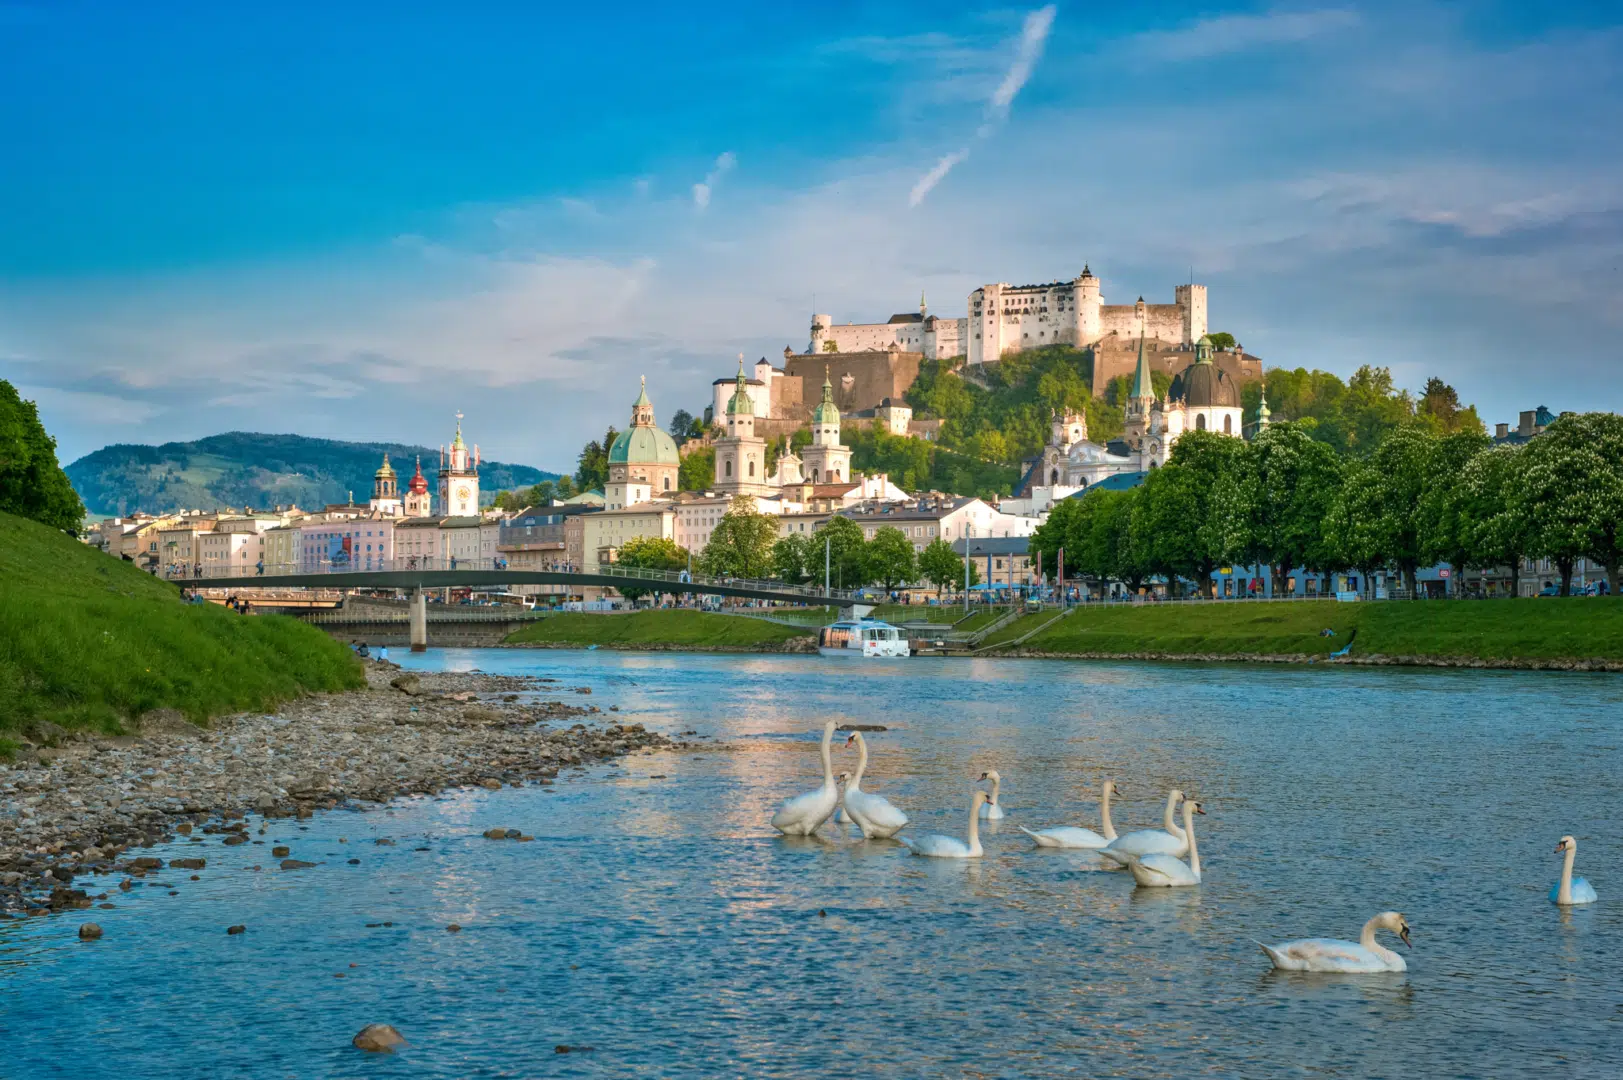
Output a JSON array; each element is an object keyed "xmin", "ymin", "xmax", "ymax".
[{"xmin": 0, "ymin": 380, "xmax": 84, "ymax": 532}]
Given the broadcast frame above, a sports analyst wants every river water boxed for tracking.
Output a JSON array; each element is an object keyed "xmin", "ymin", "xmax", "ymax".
[{"xmin": 3, "ymin": 651, "xmax": 1620, "ymax": 1078}]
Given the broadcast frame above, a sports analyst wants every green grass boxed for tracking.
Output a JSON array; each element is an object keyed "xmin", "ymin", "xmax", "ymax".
[
  {"xmin": 0, "ymin": 511, "xmax": 364, "ymax": 736},
  {"xmin": 506, "ymin": 610, "xmax": 814, "ymax": 649},
  {"xmin": 993, "ymin": 598, "xmax": 1623, "ymax": 661}
]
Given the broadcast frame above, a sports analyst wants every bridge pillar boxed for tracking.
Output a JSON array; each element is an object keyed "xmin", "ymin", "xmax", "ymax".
[{"xmin": 409, "ymin": 587, "xmax": 428, "ymax": 652}]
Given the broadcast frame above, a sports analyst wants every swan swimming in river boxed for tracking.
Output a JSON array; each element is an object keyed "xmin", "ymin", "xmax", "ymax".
[
  {"xmin": 1126, "ymin": 799, "xmax": 1204, "ymax": 887},
  {"xmin": 769, "ymin": 720, "xmax": 839, "ymax": 836},
  {"xmin": 1099, "ymin": 789, "xmax": 1188, "ymax": 866},
  {"xmin": 1019, "ymin": 778, "xmax": 1121, "ymax": 849},
  {"xmin": 1551, "ymin": 835, "xmax": 1598, "ymax": 906},
  {"xmin": 841, "ymin": 732, "xmax": 909, "ymax": 839},
  {"xmin": 898, "ymin": 791, "xmax": 990, "ymax": 858},
  {"xmin": 1260, "ymin": 912, "xmax": 1412, "ymax": 973},
  {"xmin": 976, "ymin": 770, "xmax": 1007, "ymax": 820}
]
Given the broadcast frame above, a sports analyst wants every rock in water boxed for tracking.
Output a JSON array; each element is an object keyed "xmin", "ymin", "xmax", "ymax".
[
  {"xmin": 271, "ymin": 846, "xmax": 290, "ymax": 857},
  {"xmin": 352, "ymin": 1024, "xmax": 407, "ymax": 1053},
  {"xmin": 482, "ymin": 828, "xmax": 509, "ymax": 840},
  {"xmin": 446, "ymin": 923, "xmax": 461, "ymax": 932},
  {"xmin": 280, "ymin": 859, "xmax": 316, "ymax": 870},
  {"xmin": 170, "ymin": 858, "xmax": 205, "ymax": 870},
  {"xmin": 226, "ymin": 924, "xmax": 246, "ymax": 935},
  {"xmin": 78, "ymin": 923, "xmax": 103, "ymax": 940}
]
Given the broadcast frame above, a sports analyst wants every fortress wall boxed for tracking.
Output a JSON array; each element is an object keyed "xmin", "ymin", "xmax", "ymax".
[
  {"xmin": 784, "ymin": 350, "xmax": 921, "ymax": 415},
  {"xmin": 1098, "ymin": 304, "xmax": 1187, "ymax": 346},
  {"xmin": 1091, "ymin": 345, "xmax": 1264, "ymax": 398},
  {"xmin": 822, "ymin": 323, "xmax": 903, "ymax": 353}
]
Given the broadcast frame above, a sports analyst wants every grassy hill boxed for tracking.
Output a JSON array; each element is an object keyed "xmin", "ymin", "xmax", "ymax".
[
  {"xmin": 66, "ymin": 432, "xmax": 559, "ymax": 517},
  {"xmin": 0, "ymin": 511, "xmax": 364, "ymax": 744},
  {"xmin": 984, "ymin": 598, "xmax": 1623, "ymax": 663},
  {"xmin": 506, "ymin": 610, "xmax": 813, "ymax": 650}
]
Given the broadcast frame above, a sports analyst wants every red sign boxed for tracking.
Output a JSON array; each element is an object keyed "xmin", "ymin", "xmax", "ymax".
[{"xmin": 1439, "ymin": 568, "xmax": 1451, "ymax": 578}]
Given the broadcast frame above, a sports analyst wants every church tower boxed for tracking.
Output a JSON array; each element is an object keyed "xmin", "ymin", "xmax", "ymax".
[
  {"xmin": 801, "ymin": 368, "xmax": 852, "ymax": 485},
  {"xmin": 403, "ymin": 456, "xmax": 433, "ymax": 517},
  {"xmin": 1123, "ymin": 331, "xmax": 1156, "ymax": 449},
  {"xmin": 369, "ymin": 453, "xmax": 402, "ymax": 516},
  {"xmin": 438, "ymin": 412, "xmax": 481, "ymax": 516},
  {"xmin": 770, "ymin": 435, "xmax": 804, "ymax": 487},
  {"xmin": 714, "ymin": 359, "xmax": 772, "ymax": 497},
  {"xmin": 605, "ymin": 376, "xmax": 680, "ymax": 509}
]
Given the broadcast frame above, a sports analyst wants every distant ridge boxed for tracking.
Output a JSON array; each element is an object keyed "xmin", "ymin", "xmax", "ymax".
[{"xmin": 66, "ymin": 432, "xmax": 559, "ymax": 517}]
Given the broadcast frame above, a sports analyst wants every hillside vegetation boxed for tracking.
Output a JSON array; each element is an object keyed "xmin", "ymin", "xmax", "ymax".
[
  {"xmin": 987, "ymin": 598, "xmax": 1623, "ymax": 662},
  {"xmin": 66, "ymin": 432, "xmax": 558, "ymax": 517},
  {"xmin": 0, "ymin": 511, "xmax": 364, "ymax": 741}
]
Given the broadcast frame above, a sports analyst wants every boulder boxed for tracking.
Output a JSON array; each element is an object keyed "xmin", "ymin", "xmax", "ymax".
[
  {"xmin": 446, "ymin": 923, "xmax": 461, "ymax": 933},
  {"xmin": 352, "ymin": 1024, "xmax": 407, "ymax": 1053},
  {"xmin": 78, "ymin": 922, "xmax": 103, "ymax": 940},
  {"xmin": 389, "ymin": 674, "xmax": 423, "ymax": 697},
  {"xmin": 170, "ymin": 858, "xmax": 206, "ymax": 870},
  {"xmin": 131, "ymin": 857, "xmax": 163, "ymax": 870},
  {"xmin": 25, "ymin": 720, "xmax": 70, "ymax": 748},
  {"xmin": 482, "ymin": 828, "xmax": 508, "ymax": 840},
  {"xmin": 227, "ymin": 924, "xmax": 246, "ymax": 935},
  {"xmin": 222, "ymin": 835, "xmax": 248, "ymax": 846},
  {"xmin": 280, "ymin": 859, "xmax": 316, "ymax": 870},
  {"xmin": 271, "ymin": 846, "xmax": 291, "ymax": 857},
  {"xmin": 479, "ymin": 778, "xmax": 502, "ymax": 791}
]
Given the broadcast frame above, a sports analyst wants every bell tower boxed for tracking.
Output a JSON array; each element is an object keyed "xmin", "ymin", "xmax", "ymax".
[{"xmin": 438, "ymin": 412, "xmax": 481, "ymax": 516}]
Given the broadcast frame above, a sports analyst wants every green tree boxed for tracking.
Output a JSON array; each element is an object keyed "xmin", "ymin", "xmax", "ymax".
[
  {"xmin": 866, "ymin": 526, "xmax": 918, "ymax": 591},
  {"xmin": 812, "ymin": 514, "xmax": 868, "ymax": 590},
  {"xmin": 1522, "ymin": 413, "xmax": 1623, "ymax": 595},
  {"xmin": 0, "ymin": 380, "xmax": 84, "ymax": 532},
  {"xmin": 1417, "ymin": 429, "xmax": 1490, "ymax": 582},
  {"xmin": 553, "ymin": 474, "xmax": 577, "ymax": 500},
  {"xmin": 1458, "ymin": 445, "xmax": 1532, "ymax": 596},
  {"xmin": 668, "ymin": 409, "xmax": 694, "ymax": 443},
  {"xmin": 822, "ymin": 340, "xmax": 839, "ymax": 353},
  {"xmin": 574, "ymin": 426, "xmax": 619, "ymax": 493},
  {"xmin": 613, "ymin": 535, "xmax": 690, "ymax": 601},
  {"xmin": 698, "ymin": 495, "xmax": 778, "ymax": 578},
  {"xmin": 1206, "ymin": 331, "xmax": 1237, "ymax": 350},
  {"xmin": 771, "ymin": 532, "xmax": 815, "ymax": 585},
  {"xmin": 1347, "ymin": 425, "xmax": 1438, "ymax": 595},
  {"xmin": 1028, "ymin": 495, "xmax": 1083, "ymax": 580},
  {"xmin": 1239, "ymin": 422, "xmax": 1344, "ymax": 593},
  {"xmin": 1107, "ymin": 488, "xmax": 1154, "ymax": 595},
  {"xmin": 918, "ymin": 537, "xmax": 964, "ymax": 598},
  {"xmin": 678, "ymin": 445, "xmax": 715, "ymax": 492},
  {"xmin": 1136, "ymin": 431, "xmax": 1249, "ymax": 597},
  {"xmin": 1322, "ymin": 460, "xmax": 1386, "ymax": 593}
]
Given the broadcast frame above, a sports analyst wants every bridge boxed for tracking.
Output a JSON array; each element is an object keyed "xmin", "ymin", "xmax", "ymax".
[{"xmin": 163, "ymin": 559, "xmax": 861, "ymax": 650}]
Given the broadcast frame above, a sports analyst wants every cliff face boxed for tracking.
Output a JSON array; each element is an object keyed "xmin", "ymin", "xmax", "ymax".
[{"xmin": 66, "ymin": 432, "xmax": 557, "ymax": 516}]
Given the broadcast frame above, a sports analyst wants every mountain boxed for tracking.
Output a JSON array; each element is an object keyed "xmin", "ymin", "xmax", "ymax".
[{"xmin": 65, "ymin": 432, "xmax": 559, "ymax": 517}]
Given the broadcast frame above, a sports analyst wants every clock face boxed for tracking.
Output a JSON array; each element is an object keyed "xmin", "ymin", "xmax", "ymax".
[{"xmin": 457, "ymin": 485, "xmax": 471, "ymax": 501}]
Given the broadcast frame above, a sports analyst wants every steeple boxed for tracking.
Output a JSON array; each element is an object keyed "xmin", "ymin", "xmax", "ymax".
[
  {"xmin": 920, "ymin": 289, "xmax": 928, "ymax": 317},
  {"xmin": 1257, "ymin": 387, "xmax": 1272, "ymax": 431},
  {"xmin": 452, "ymin": 411, "xmax": 465, "ymax": 449},
  {"xmin": 725, "ymin": 355, "xmax": 751, "ymax": 415},
  {"xmin": 1130, "ymin": 330, "xmax": 1155, "ymax": 403},
  {"xmin": 631, "ymin": 375, "xmax": 655, "ymax": 427}
]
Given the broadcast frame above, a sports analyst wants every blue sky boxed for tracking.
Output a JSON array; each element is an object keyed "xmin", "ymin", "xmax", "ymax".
[{"xmin": 2, "ymin": 1, "xmax": 1620, "ymax": 468}]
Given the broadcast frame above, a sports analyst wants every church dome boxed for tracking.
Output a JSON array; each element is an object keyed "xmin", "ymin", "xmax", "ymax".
[
  {"xmin": 374, "ymin": 453, "xmax": 396, "ymax": 480},
  {"xmin": 812, "ymin": 373, "xmax": 840, "ymax": 424},
  {"xmin": 1168, "ymin": 357, "xmax": 1240, "ymax": 409},
  {"xmin": 609, "ymin": 425, "xmax": 680, "ymax": 467}
]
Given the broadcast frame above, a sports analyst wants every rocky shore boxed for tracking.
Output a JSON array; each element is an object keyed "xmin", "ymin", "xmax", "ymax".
[{"xmin": 0, "ymin": 666, "xmax": 687, "ymax": 916}]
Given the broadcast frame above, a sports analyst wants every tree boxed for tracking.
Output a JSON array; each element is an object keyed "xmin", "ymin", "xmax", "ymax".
[
  {"xmin": 1206, "ymin": 331, "xmax": 1237, "ymax": 350},
  {"xmin": 1522, "ymin": 413, "xmax": 1623, "ymax": 596},
  {"xmin": 812, "ymin": 514, "xmax": 868, "ymax": 590},
  {"xmin": 1028, "ymin": 496, "xmax": 1083, "ymax": 580},
  {"xmin": 1417, "ymin": 429, "xmax": 1490, "ymax": 584},
  {"xmin": 574, "ymin": 426, "xmax": 619, "ymax": 492},
  {"xmin": 613, "ymin": 535, "xmax": 689, "ymax": 601},
  {"xmin": 918, "ymin": 538, "xmax": 963, "ymax": 598},
  {"xmin": 1135, "ymin": 431, "xmax": 1248, "ymax": 597},
  {"xmin": 1355, "ymin": 425, "xmax": 1438, "ymax": 595},
  {"xmin": 1323, "ymin": 461, "xmax": 1387, "ymax": 594},
  {"xmin": 771, "ymin": 533, "xmax": 815, "ymax": 585},
  {"xmin": 866, "ymin": 526, "xmax": 918, "ymax": 592},
  {"xmin": 822, "ymin": 340, "xmax": 839, "ymax": 352},
  {"xmin": 0, "ymin": 380, "xmax": 84, "ymax": 532},
  {"xmin": 1459, "ymin": 445, "xmax": 1533, "ymax": 596},
  {"xmin": 698, "ymin": 495, "xmax": 778, "ymax": 578},
  {"xmin": 1239, "ymin": 422, "xmax": 1344, "ymax": 593},
  {"xmin": 678, "ymin": 446, "xmax": 714, "ymax": 492},
  {"xmin": 669, "ymin": 409, "xmax": 694, "ymax": 443},
  {"xmin": 553, "ymin": 474, "xmax": 577, "ymax": 500}
]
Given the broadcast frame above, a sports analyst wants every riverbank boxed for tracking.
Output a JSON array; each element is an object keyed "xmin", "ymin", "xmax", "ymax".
[
  {"xmin": 982, "ymin": 596, "xmax": 1623, "ymax": 669},
  {"xmin": 504, "ymin": 610, "xmax": 816, "ymax": 651},
  {"xmin": 0, "ymin": 665, "xmax": 689, "ymax": 915},
  {"xmin": 0, "ymin": 511, "xmax": 362, "ymax": 747}
]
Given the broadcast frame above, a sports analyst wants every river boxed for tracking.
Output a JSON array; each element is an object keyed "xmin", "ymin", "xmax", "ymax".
[{"xmin": 3, "ymin": 650, "xmax": 1619, "ymax": 1078}]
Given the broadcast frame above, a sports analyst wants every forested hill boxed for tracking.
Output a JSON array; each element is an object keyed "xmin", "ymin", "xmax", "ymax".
[{"xmin": 66, "ymin": 432, "xmax": 558, "ymax": 517}]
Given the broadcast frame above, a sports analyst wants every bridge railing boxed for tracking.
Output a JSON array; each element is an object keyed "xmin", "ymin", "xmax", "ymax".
[{"xmin": 158, "ymin": 557, "xmax": 858, "ymax": 603}]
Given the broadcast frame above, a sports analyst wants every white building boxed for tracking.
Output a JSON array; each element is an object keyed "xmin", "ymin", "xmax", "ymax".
[
  {"xmin": 809, "ymin": 294, "xmax": 968, "ymax": 360},
  {"xmin": 968, "ymin": 268, "xmax": 1207, "ymax": 365},
  {"xmin": 438, "ymin": 414, "xmax": 480, "ymax": 516}
]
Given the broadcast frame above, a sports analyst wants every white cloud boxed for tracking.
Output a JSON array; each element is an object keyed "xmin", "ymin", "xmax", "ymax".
[
  {"xmin": 910, "ymin": 149, "xmax": 971, "ymax": 208},
  {"xmin": 1140, "ymin": 8, "xmax": 1359, "ymax": 60},
  {"xmin": 692, "ymin": 151, "xmax": 737, "ymax": 210}
]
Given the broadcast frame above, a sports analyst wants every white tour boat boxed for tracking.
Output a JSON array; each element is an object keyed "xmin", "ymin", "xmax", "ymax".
[{"xmin": 818, "ymin": 617, "xmax": 911, "ymax": 658}]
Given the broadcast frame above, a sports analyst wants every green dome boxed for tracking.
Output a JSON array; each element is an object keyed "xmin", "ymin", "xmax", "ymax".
[
  {"xmin": 608, "ymin": 426, "xmax": 680, "ymax": 467},
  {"xmin": 812, "ymin": 374, "xmax": 840, "ymax": 424}
]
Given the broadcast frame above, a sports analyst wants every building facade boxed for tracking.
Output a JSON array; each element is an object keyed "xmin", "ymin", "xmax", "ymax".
[
  {"xmin": 968, "ymin": 268, "xmax": 1207, "ymax": 365},
  {"xmin": 438, "ymin": 415, "xmax": 480, "ymax": 516}
]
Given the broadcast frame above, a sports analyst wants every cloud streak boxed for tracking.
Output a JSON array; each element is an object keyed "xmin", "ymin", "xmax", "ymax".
[
  {"xmin": 1141, "ymin": 8, "xmax": 1359, "ymax": 60},
  {"xmin": 910, "ymin": 5, "xmax": 1056, "ymax": 207},
  {"xmin": 692, "ymin": 151, "xmax": 736, "ymax": 210}
]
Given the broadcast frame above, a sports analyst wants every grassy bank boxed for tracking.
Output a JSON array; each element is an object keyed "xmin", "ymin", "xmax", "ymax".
[
  {"xmin": 985, "ymin": 598, "xmax": 1623, "ymax": 663},
  {"xmin": 0, "ymin": 511, "xmax": 364, "ymax": 739},
  {"xmin": 505, "ymin": 610, "xmax": 814, "ymax": 650}
]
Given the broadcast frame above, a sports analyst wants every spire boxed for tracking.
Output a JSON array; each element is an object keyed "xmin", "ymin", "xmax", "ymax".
[
  {"xmin": 1257, "ymin": 387, "xmax": 1272, "ymax": 430},
  {"xmin": 408, "ymin": 455, "xmax": 428, "ymax": 495},
  {"xmin": 375, "ymin": 452, "xmax": 395, "ymax": 479},
  {"xmin": 452, "ymin": 411, "xmax": 466, "ymax": 449},
  {"xmin": 634, "ymin": 374, "xmax": 651, "ymax": 408},
  {"xmin": 920, "ymin": 289, "xmax": 928, "ymax": 317},
  {"xmin": 1130, "ymin": 330, "xmax": 1155, "ymax": 402},
  {"xmin": 725, "ymin": 355, "xmax": 752, "ymax": 415}
]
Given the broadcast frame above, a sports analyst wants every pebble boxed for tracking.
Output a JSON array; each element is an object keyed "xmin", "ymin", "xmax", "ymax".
[
  {"xmin": 280, "ymin": 859, "xmax": 316, "ymax": 870},
  {"xmin": 271, "ymin": 846, "xmax": 291, "ymax": 857}
]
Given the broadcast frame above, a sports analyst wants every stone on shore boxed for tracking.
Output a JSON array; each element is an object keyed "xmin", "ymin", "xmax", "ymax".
[
  {"xmin": 271, "ymin": 846, "xmax": 291, "ymax": 857},
  {"xmin": 352, "ymin": 1024, "xmax": 407, "ymax": 1053}
]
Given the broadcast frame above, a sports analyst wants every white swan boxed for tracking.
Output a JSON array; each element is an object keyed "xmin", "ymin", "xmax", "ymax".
[
  {"xmin": 976, "ymin": 770, "xmax": 1007, "ymax": 820},
  {"xmin": 1098, "ymin": 789, "xmax": 1188, "ymax": 866},
  {"xmin": 1019, "ymin": 778, "xmax": 1121, "ymax": 849},
  {"xmin": 898, "ymin": 791, "xmax": 990, "ymax": 858},
  {"xmin": 1551, "ymin": 835, "xmax": 1598, "ymax": 906},
  {"xmin": 1126, "ymin": 799, "xmax": 1204, "ymax": 887},
  {"xmin": 841, "ymin": 732, "xmax": 909, "ymax": 839},
  {"xmin": 769, "ymin": 720, "xmax": 840, "ymax": 836},
  {"xmin": 1260, "ymin": 912, "xmax": 1412, "ymax": 973}
]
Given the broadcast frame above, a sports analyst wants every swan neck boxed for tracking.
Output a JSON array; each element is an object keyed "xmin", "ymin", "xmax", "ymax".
[
  {"xmin": 1182, "ymin": 801, "xmax": 1200, "ymax": 879},
  {"xmin": 851, "ymin": 733, "xmax": 868, "ymax": 789},
  {"xmin": 1100, "ymin": 782, "xmax": 1116, "ymax": 840},
  {"xmin": 1560, "ymin": 844, "xmax": 1576, "ymax": 904},
  {"xmin": 990, "ymin": 774, "xmax": 1000, "ymax": 804},
  {"xmin": 1163, "ymin": 791, "xmax": 1182, "ymax": 836},
  {"xmin": 820, "ymin": 725, "xmax": 835, "ymax": 790},
  {"xmin": 967, "ymin": 796, "xmax": 983, "ymax": 855},
  {"xmin": 1360, "ymin": 916, "xmax": 1398, "ymax": 966}
]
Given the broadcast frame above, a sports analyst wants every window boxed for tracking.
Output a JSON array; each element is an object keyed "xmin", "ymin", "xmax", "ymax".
[
  {"xmin": 1196, "ymin": 414, "xmax": 1207, "ymax": 431},
  {"xmin": 725, "ymin": 460, "xmax": 733, "ymax": 477},
  {"xmin": 1223, "ymin": 414, "xmax": 1232, "ymax": 434},
  {"xmin": 748, "ymin": 461, "xmax": 755, "ymax": 477}
]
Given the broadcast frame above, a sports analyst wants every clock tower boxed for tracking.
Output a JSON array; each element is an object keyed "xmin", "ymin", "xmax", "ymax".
[{"xmin": 438, "ymin": 412, "xmax": 481, "ymax": 516}]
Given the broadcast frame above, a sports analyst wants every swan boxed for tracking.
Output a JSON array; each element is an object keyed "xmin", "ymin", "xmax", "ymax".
[
  {"xmin": 1098, "ymin": 789, "xmax": 1188, "ymax": 866},
  {"xmin": 1260, "ymin": 912, "xmax": 1412, "ymax": 973},
  {"xmin": 898, "ymin": 791, "xmax": 990, "ymax": 858},
  {"xmin": 769, "ymin": 720, "xmax": 840, "ymax": 836},
  {"xmin": 833, "ymin": 773, "xmax": 850, "ymax": 823},
  {"xmin": 1018, "ymin": 778, "xmax": 1121, "ymax": 849},
  {"xmin": 841, "ymin": 732, "xmax": 909, "ymax": 839},
  {"xmin": 976, "ymin": 771, "xmax": 1007, "ymax": 820},
  {"xmin": 1126, "ymin": 799, "xmax": 1204, "ymax": 887},
  {"xmin": 1550, "ymin": 835, "xmax": 1598, "ymax": 906}
]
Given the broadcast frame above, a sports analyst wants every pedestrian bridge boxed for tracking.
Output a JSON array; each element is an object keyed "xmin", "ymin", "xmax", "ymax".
[{"xmin": 165, "ymin": 559, "xmax": 862, "ymax": 649}]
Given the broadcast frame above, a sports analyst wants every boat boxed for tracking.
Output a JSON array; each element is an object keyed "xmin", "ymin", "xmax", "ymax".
[{"xmin": 817, "ymin": 617, "xmax": 911, "ymax": 658}]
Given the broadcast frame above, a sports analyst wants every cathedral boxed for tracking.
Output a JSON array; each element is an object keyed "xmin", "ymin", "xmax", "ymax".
[
  {"xmin": 362, "ymin": 416, "xmax": 482, "ymax": 519},
  {"xmin": 1031, "ymin": 334, "xmax": 1264, "ymax": 492}
]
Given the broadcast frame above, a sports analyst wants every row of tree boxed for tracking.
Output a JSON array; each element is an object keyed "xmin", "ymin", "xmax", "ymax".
[
  {"xmin": 1029, "ymin": 413, "xmax": 1623, "ymax": 598},
  {"xmin": 609, "ymin": 496, "xmax": 982, "ymax": 599}
]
